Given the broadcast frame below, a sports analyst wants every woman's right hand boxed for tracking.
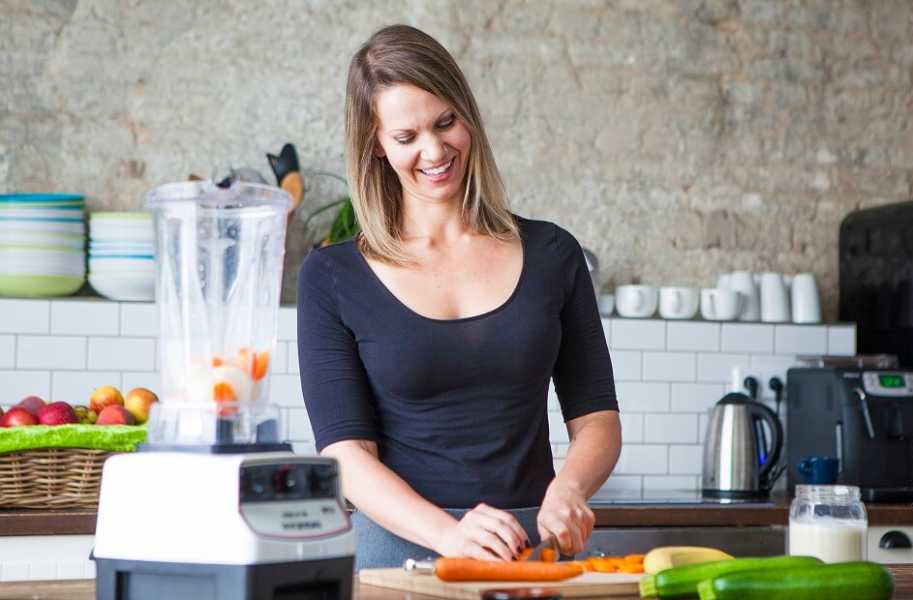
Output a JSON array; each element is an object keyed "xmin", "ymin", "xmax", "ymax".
[{"xmin": 435, "ymin": 503, "xmax": 530, "ymax": 561}]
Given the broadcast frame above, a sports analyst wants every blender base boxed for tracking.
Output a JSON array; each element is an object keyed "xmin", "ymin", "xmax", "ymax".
[
  {"xmin": 94, "ymin": 555, "xmax": 354, "ymax": 600},
  {"xmin": 137, "ymin": 442, "xmax": 293, "ymax": 454}
]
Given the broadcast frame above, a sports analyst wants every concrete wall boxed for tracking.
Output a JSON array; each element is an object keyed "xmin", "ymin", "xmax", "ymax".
[{"xmin": 3, "ymin": 1, "xmax": 913, "ymax": 315}]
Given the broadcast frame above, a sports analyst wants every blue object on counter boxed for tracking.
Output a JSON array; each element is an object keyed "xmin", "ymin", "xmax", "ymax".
[{"xmin": 798, "ymin": 455, "xmax": 840, "ymax": 484}]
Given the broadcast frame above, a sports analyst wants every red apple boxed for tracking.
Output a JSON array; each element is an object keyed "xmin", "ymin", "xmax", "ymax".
[
  {"xmin": 89, "ymin": 386, "xmax": 124, "ymax": 414},
  {"xmin": 37, "ymin": 401, "xmax": 78, "ymax": 426},
  {"xmin": 0, "ymin": 407, "xmax": 39, "ymax": 427},
  {"xmin": 96, "ymin": 405, "xmax": 135, "ymax": 426},
  {"xmin": 16, "ymin": 395, "xmax": 46, "ymax": 417}
]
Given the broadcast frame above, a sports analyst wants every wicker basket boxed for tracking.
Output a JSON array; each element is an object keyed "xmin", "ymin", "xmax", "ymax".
[{"xmin": 0, "ymin": 448, "xmax": 112, "ymax": 509}]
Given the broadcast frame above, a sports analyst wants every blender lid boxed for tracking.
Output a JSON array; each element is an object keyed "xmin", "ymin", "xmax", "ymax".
[{"xmin": 145, "ymin": 180, "xmax": 291, "ymax": 212}]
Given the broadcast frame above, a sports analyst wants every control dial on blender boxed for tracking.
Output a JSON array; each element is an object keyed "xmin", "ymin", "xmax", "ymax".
[{"xmin": 238, "ymin": 459, "xmax": 350, "ymax": 538}]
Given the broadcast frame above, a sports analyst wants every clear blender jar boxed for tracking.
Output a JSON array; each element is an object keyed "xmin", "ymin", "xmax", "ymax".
[{"xmin": 144, "ymin": 181, "xmax": 290, "ymax": 449}]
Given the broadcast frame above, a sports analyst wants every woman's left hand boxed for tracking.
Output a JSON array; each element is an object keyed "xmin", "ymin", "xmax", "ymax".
[{"xmin": 536, "ymin": 480, "xmax": 595, "ymax": 556}]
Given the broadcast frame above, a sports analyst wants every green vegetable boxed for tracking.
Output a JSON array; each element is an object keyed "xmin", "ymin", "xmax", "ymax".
[
  {"xmin": 327, "ymin": 198, "xmax": 359, "ymax": 243},
  {"xmin": 639, "ymin": 555, "xmax": 822, "ymax": 598},
  {"xmin": 696, "ymin": 561, "xmax": 893, "ymax": 600}
]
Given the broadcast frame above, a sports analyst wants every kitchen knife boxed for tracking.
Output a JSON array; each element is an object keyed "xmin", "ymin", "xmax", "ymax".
[{"xmin": 522, "ymin": 536, "xmax": 559, "ymax": 561}]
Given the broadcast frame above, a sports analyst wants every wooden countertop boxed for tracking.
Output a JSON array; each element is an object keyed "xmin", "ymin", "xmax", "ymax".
[
  {"xmin": 0, "ymin": 508, "xmax": 98, "ymax": 536},
  {"xmin": 2, "ymin": 569, "xmax": 913, "ymax": 600},
  {"xmin": 592, "ymin": 495, "xmax": 913, "ymax": 527},
  {"xmin": 4, "ymin": 497, "xmax": 912, "ymax": 536}
]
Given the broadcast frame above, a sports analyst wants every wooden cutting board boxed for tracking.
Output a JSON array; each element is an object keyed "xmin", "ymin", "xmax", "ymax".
[{"xmin": 358, "ymin": 568, "xmax": 642, "ymax": 599}]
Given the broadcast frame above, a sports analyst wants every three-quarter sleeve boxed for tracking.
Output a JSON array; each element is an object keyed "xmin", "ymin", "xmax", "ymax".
[
  {"xmin": 297, "ymin": 249, "xmax": 379, "ymax": 451},
  {"xmin": 551, "ymin": 227, "xmax": 618, "ymax": 421}
]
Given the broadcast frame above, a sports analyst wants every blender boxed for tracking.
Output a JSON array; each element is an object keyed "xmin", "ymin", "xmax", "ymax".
[{"xmin": 92, "ymin": 181, "xmax": 355, "ymax": 600}]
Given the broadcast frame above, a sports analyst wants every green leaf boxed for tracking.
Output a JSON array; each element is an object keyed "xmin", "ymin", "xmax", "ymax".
[{"xmin": 328, "ymin": 198, "xmax": 360, "ymax": 243}]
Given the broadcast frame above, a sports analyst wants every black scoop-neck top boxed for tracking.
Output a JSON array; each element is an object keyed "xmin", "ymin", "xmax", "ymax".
[{"xmin": 296, "ymin": 216, "xmax": 617, "ymax": 509}]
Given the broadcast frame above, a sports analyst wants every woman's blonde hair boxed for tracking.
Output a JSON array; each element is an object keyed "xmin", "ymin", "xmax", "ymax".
[{"xmin": 345, "ymin": 24, "xmax": 518, "ymax": 264}]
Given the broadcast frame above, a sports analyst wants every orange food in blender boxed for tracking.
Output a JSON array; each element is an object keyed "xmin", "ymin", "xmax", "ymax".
[
  {"xmin": 252, "ymin": 351, "xmax": 270, "ymax": 381},
  {"xmin": 236, "ymin": 347, "xmax": 271, "ymax": 381}
]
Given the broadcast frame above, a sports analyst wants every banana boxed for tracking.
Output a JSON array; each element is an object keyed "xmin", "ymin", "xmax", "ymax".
[{"xmin": 643, "ymin": 546, "xmax": 734, "ymax": 574}]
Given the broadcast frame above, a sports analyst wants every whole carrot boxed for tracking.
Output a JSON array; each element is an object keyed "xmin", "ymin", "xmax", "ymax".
[{"xmin": 434, "ymin": 558, "xmax": 584, "ymax": 582}]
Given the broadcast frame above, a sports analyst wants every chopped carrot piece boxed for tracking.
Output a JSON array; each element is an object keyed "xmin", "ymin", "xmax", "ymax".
[
  {"xmin": 618, "ymin": 562, "xmax": 644, "ymax": 573},
  {"xmin": 623, "ymin": 554, "xmax": 645, "ymax": 563},
  {"xmin": 213, "ymin": 382, "xmax": 238, "ymax": 416},
  {"xmin": 516, "ymin": 547, "xmax": 533, "ymax": 561},
  {"xmin": 540, "ymin": 548, "xmax": 558, "ymax": 563},
  {"xmin": 211, "ymin": 355, "xmax": 224, "ymax": 367},
  {"xmin": 252, "ymin": 351, "xmax": 270, "ymax": 381}
]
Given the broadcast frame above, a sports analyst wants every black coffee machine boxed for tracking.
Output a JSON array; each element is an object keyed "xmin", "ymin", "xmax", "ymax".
[
  {"xmin": 839, "ymin": 200, "xmax": 913, "ymax": 367},
  {"xmin": 787, "ymin": 366, "xmax": 913, "ymax": 502}
]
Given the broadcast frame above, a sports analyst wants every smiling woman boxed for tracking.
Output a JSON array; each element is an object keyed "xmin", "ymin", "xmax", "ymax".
[{"xmin": 297, "ymin": 24, "xmax": 621, "ymax": 570}]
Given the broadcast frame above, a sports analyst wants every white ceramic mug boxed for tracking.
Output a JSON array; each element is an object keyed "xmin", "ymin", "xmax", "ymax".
[
  {"xmin": 716, "ymin": 273, "xmax": 732, "ymax": 290},
  {"xmin": 598, "ymin": 294, "xmax": 615, "ymax": 317},
  {"xmin": 791, "ymin": 273, "xmax": 822, "ymax": 323},
  {"xmin": 615, "ymin": 285, "xmax": 658, "ymax": 318},
  {"xmin": 760, "ymin": 272, "xmax": 791, "ymax": 323},
  {"xmin": 729, "ymin": 271, "xmax": 760, "ymax": 321},
  {"xmin": 659, "ymin": 286, "xmax": 700, "ymax": 319},
  {"xmin": 701, "ymin": 288, "xmax": 744, "ymax": 321}
]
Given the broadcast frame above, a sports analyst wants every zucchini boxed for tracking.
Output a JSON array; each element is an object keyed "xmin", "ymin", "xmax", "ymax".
[
  {"xmin": 639, "ymin": 555, "xmax": 822, "ymax": 598},
  {"xmin": 697, "ymin": 561, "xmax": 893, "ymax": 600}
]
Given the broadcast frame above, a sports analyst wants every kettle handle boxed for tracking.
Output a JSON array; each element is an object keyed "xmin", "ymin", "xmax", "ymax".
[{"xmin": 749, "ymin": 401, "xmax": 783, "ymax": 489}]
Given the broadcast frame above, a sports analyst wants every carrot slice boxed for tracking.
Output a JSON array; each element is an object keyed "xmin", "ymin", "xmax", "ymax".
[
  {"xmin": 252, "ymin": 351, "xmax": 270, "ymax": 381},
  {"xmin": 618, "ymin": 562, "xmax": 644, "ymax": 573},
  {"xmin": 516, "ymin": 547, "xmax": 533, "ymax": 561},
  {"xmin": 211, "ymin": 355, "xmax": 224, "ymax": 367},
  {"xmin": 540, "ymin": 548, "xmax": 558, "ymax": 563},
  {"xmin": 213, "ymin": 382, "xmax": 238, "ymax": 416}
]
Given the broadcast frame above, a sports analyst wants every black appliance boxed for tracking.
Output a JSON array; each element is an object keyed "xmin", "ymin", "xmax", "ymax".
[
  {"xmin": 839, "ymin": 200, "xmax": 913, "ymax": 367},
  {"xmin": 786, "ymin": 366, "xmax": 913, "ymax": 502}
]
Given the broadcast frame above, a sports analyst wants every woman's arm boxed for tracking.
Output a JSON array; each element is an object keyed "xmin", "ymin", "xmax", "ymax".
[
  {"xmin": 555, "ymin": 409, "xmax": 621, "ymax": 496},
  {"xmin": 323, "ymin": 439, "xmax": 529, "ymax": 561},
  {"xmin": 537, "ymin": 410, "xmax": 621, "ymax": 554}
]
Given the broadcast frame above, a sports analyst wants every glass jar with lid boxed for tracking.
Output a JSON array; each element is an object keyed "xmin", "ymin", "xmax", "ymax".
[{"xmin": 788, "ymin": 485, "xmax": 867, "ymax": 563}]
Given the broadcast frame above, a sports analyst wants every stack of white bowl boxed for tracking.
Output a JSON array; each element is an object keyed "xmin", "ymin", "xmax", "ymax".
[
  {"xmin": 88, "ymin": 212, "xmax": 155, "ymax": 301},
  {"xmin": 0, "ymin": 194, "xmax": 86, "ymax": 297}
]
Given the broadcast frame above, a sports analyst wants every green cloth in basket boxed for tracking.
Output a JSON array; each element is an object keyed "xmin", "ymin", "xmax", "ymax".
[{"xmin": 0, "ymin": 424, "xmax": 147, "ymax": 453}]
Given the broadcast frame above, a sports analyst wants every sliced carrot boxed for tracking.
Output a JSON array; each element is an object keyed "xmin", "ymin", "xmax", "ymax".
[
  {"xmin": 540, "ymin": 548, "xmax": 558, "ymax": 563},
  {"xmin": 252, "ymin": 351, "xmax": 270, "ymax": 381},
  {"xmin": 213, "ymin": 382, "xmax": 238, "ymax": 416},
  {"xmin": 618, "ymin": 562, "xmax": 644, "ymax": 574},
  {"xmin": 587, "ymin": 557, "xmax": 622, "ymax": 573},
  {"xmin": 211, "ymin": 355, "xmax": 224, "ymax": 367},
  {"xmin": 516, "ymin": 547, "xmax": 533, "ymax": 561},
  {"xmin": 623, "ymin": 553, "xmax": 645, "ymax": 563},
  {"xmin": 572, "ymin": 560, "xmax": 591, "ymax": 571}
]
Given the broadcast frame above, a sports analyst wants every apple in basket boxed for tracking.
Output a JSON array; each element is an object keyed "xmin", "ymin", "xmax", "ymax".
[
  {"xmin": 37, "ymin": 401, "xmax": 78, "ymax": 426},
  {"xmin": 124, "ymin": 387, "xmax": 158, "ymax": 424},
  {"xmin": 16, "ymin": 395, "xmax": 46, "ymax": 416},
  {"xmin": 96, "ymin": 405, "xmax": 135, "ymax": 426},
  {"xmin": 0, "ymin": 407, "xmax": 39, "ymax": 427},
  {"xmin": 89, "ymin": 385, "xmax": 124, "ymax": 414}
]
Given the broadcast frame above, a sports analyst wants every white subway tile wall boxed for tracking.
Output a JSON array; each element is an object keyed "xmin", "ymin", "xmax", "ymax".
[
  {"xmin": 0, "ymin": 335, "xmax": 14, "ymax": 368},
  {"xmin": 0, "ymin": 301, "xmax": 858, "ymax": 503},
  {"xmin": 51, "ymin": 301, "xmax": 119, "ymax": 336},
  {"xmin": 666, "ymin": 322, "xmax": 720, "ymax": 352}
]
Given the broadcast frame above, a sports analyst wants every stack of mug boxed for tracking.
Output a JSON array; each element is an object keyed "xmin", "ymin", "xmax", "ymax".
[{"xmin": 602, "ymin": 271, "xmax": 822, "ymax": 323}]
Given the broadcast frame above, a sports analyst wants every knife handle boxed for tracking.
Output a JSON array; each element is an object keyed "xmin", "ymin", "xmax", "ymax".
[{"xmin": 403, "ymin": 558, "xmax": 436, "ymax": 574}]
